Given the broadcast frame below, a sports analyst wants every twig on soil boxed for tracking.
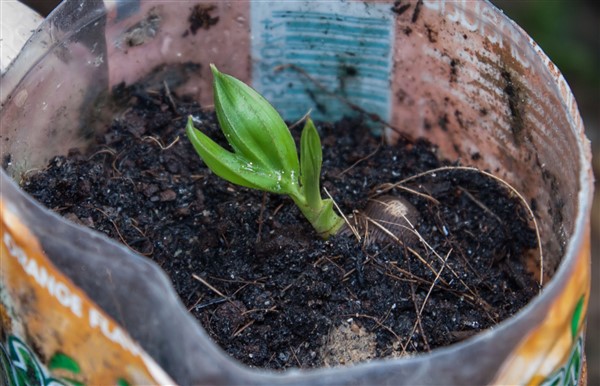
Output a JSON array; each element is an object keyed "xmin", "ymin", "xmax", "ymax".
[
  {"xmin": 241, "ymin": 306, "xmax": 278, "ymax": 316},
  {"xmin": 18, "ymin": 168, "xmax": 45, "ymax": 185},
  {"xmin": 233, "ymin": 320, "xmax": 255, "ymax": 337},
  {"xmin": 351, "ymin": 313, "xmax": 401, "ymax": 342},
  {"xmin": 401, "ymin": 249, "xmax": 451, "ymax": 355},
  {"xmin": 289, "ymin": 345, "xmax": 303, "ymax": 368},
  {"xmin": 354, "ymin": 210, "xmax": 370, "ymax": 243},
  {"xmin": 408, "ymin": 280, "xmax": 431, "ymax": 352},
  {"xmin": 188, "ymin": 296, "xmax": 203, "ymax": 312},
  {"xmin": 272, "ymin": 203, "xmax": 285, "ymax": 217},
  {"xmin": 342, "ymin": 268, "xmax": 357, "ymax": 282},
  {"xmin": 219, "ymin": 230, "xmax": 231, "ymax": 249},
  {"xmin": 88, "ymin": 147, "xmax": 117, "ymax": 160},
  {"xmin": 163, "ymin": 80, "xmax": 178, "ymax": 112},
  {"xmin": 373, "ymin": 182, "xmax": 440, "ymax": 205},
  {"xmin": 111, "ymin": 150, "xmax": 125, "ymax": 175},
  {"xmin": 229, "ymin": 283, "xmax": 254, "ymax": 298},
  {"xmin": 281, "ymin": 282, "xmax": 295, "ymax": 293},
  {"xmin": 324, "ymin": 187, "xmax": 361, "ymax": 242},
  {"xmin": 314, "ymin": 255, "xmax": 346, "ymax": 275},
  {"xmin": 337, "ymin": 145, "xmax": 381, "ymax": 177},
  {"xmin": 378, "ymin": 303, "xmax": 398, "ymax": 339},
  {"xmin": 192, "ymin": 273, "xmax": 229, "ymax": 300},
  {"xmin": 344, "ymin": 287, "xmax": 360, "ymax": 302},
  {"xmin": 129, "ymin": 220, "xmax": 148, "ymax": 238},
  {"xmin": 458, "ymin": 186, "xmax": 503, "ymax": 224},
  {"xmin": 142, "ymin": 135, "xmax": 180, "ymax": 150},
  {"xmin": 383, "ymin": 270, "xmax": 418, "ymax": 285},
  {"xmin": 189, "ymin": 297, "xmax": 227, "ymax": 312},
  {"xmin": 267, "ymin": 352, "xmax": 278, "ymax": 367},
  {"xmin": 213, "ymin": 275, "xmax": 270, "ymax": 301},
  {"xmin": 93, "ymin": 207, "xmax": 151, "ymax": 256},
  {"xmin": 209, "ymin": 275, "xmax": 267, "ymax": 286},
  {"xmin": 116, "ymin": 107, "xmax": 133, "ymax": 121}
]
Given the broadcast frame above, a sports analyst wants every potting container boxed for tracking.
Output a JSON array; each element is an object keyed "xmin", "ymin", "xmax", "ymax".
[{"xmin": 0, "ymin": 1, "xmax": 593, "ymax": 384}]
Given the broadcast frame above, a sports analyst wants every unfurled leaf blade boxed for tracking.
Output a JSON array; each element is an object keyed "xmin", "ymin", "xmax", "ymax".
[
  {"xmin": 186, "ymin": 117, "xmax": 287, "ymax": 193},
  {"xmin": 211, "ymin": 65, "xmax": 299, "ymax": 179},
  {"xmin": 300, "ymin": 118, "xmax": 323, "ymax": 211},
  {"xmin": 185, "ymin": 67, "xmax": 344, "ymax": 239}
]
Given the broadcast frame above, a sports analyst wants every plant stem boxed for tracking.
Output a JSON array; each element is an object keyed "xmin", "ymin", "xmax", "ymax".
[{"xmin": 288, "ymin": 190, "xmax": 345, "ymax": 238}]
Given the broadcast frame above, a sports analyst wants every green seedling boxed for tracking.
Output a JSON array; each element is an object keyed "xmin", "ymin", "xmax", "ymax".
[{"xmin": 186, "ymin": 64, "xmax": 344, "ymax": 238}]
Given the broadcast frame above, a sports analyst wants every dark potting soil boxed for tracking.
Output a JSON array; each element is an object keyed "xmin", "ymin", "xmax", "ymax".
[{"xmin": 21, "ymin": 82, "xmax": 539, "ymax": 370}]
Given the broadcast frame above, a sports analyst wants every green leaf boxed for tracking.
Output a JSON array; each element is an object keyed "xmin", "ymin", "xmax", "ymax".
[
  {"xmin": 211, "ymin": 64, "xmax": 299, "ymax": 181},
  {"xmin": 186, "ymin": 117, "xmax": 288, "ymax": 193},
  {"xmin": 300, "ymin": 118, "xmax": 323, "ymax": 211}
]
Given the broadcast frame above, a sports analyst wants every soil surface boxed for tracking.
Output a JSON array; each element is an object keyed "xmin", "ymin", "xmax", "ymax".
[{"xmin": 21, "ymin": 81, "xmax": 539, "ymax": 370}]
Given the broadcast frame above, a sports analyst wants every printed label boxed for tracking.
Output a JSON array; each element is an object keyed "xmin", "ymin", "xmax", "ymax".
[
  {"xmin": 1, "ymin": 335, "xmax": 61, "ymax": 386},
  {"xmin": 541, "ymin": 335, "xmax": 584, "ymax": 386},
  {"xmin": 0, "ymin": 200, "xmax": 174, "ymax": 385},
  {"xmin": 0, "ymin": 335, "xmax": 110, "ymax": 386},
  {"xmin": 251, "ymin": 1, "xmax": 394, "ymax": 123}
]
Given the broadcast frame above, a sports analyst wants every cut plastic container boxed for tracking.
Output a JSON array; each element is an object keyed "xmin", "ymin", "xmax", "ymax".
[{"xmin": 0, "ymin": 1, "xmax": 593, "ymax": 384}]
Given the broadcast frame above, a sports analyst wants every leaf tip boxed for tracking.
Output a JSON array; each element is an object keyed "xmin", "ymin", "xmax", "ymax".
[
  {"xmin": 185, "ymin": 115, "xmax": 197, "ymax": 137},
  {"xmin": 210, "ymin": 63, "xmax": 224, "ymax": 83}
]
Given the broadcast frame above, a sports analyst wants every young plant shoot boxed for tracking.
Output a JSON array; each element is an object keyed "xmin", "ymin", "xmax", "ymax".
[{"xmin": 186, "ymin": 65, "xmax": 344, "ymax": 239}]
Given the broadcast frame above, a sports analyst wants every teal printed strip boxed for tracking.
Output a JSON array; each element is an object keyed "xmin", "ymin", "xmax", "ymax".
[
  {"xmin": 285, "ymin": 21, "xmax": 390, "ymax": 38},
  {"xmin": 271, "ymin": 11, "xmax": 386, "ymax": 25},
  {"xmin": 251, "ymin": 2, "xmax": 395, "ymax": 123}
]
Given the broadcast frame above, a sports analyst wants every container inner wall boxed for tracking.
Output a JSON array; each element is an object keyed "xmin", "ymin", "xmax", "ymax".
[
  {"xmin": 0, "ymin": 1, "xmax": 580, "ymax": 276},
  {"xmin": 386, "ymin": 1, "xmax": 581, "ymax": 278}
]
